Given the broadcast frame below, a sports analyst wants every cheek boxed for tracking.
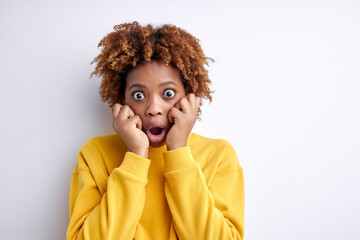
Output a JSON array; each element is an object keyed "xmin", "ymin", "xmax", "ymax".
[
  {"xmin": 164, "ymin": 104, "xmax": 174, "ymax": 114},
  {"xmin": 124, "ymin": 98, "xmax": 142, "ymax": 115},
  {"xmin": 128, "ymin": 103, "xmax": 143, "ymax": 116},
  {"xmin": 172, "ymin": 92, "xmax": 185, "ymax": 105},
  {"xmin": 166, "ymin": 97, "xmax": 181, "ymax": 111}
]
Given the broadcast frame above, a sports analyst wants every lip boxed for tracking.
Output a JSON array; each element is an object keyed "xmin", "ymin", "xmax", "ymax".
[
  {"xmin": 144, "ymin": 122, "xmax": 168, "ymax": 144},
  {"xmin": 145, "ymin": 122, "xmax": 167, "ymax": 131}
]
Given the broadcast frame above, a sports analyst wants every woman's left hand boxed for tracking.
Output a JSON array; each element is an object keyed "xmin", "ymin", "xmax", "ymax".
[{"xmin": 166, "ymin": 93, "xmax": 201, "ymax": 151}]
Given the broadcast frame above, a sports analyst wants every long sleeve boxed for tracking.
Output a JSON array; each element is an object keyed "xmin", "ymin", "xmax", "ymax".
[
  {"xmin": 163, "ymin": 141, "xmax": 244, "ymax": 240},
  {"xmin": 66, "ymin": 150, "xmax": 151, "ymax": 240}
]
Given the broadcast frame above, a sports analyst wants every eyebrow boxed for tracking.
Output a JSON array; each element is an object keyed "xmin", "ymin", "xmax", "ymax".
[
  {"xmin": 128, "ymin": 81, "xmax": 178, "ymax": 90},
  {"xmin": 128, "ymin": 83, "xmax": 146, "ymax": 90},
  {"xmin": 158, "ymin": 81, "xmax": 178, "ymax": 87}
]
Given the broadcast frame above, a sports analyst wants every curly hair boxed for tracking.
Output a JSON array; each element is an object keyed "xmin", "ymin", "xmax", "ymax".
[{"xmin": 90, "ymin": 21, "xmax": 214, "ymax": 113}]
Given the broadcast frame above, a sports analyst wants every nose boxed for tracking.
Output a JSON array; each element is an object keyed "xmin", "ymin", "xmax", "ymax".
[{"xmin": 145, "ymin": 96, "xmax": 163, "ymax": 117}]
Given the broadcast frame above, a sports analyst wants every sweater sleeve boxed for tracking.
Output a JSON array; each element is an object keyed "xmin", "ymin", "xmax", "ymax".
[
  {"xmin": 163, "ymin": 143, "xmax": 245, "ymax": 240},
  {"xmin": 66, "ymin": 151, "xmax": 151, "ymax": 240}
]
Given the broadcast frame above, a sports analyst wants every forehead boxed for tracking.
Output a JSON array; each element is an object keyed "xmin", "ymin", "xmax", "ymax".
[{"xmin": 126, "ymin": 61, "xmax": 183, "ymax": 87}]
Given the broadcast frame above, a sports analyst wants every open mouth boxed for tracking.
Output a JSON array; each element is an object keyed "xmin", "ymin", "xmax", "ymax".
[
  {"xmin": 145, "ymin": 123, "xmax": 167, "ymax": 144},
  {"xmin": 149, "ymin": 127, "xmax": 163, "ymax": 135}
]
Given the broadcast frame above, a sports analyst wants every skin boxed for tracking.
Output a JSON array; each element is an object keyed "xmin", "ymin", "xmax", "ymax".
[{"xmin": 111, "ymin": 61, "xmax": 201, "ymax": 158}]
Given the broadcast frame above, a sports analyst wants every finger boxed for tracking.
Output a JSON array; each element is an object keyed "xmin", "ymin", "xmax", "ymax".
[
  {"xmin": 186, "ymin": 93, "xmax": 195, "ymax": 104},
  {"xmin": 178, "ymin": 97, "xmax": 191, "ymax": 113},
  {"xmin": 112, "ymin": 103, "xmax": 122, "ymax": 119},
  {"xmin": 187, "ymin": 93, "xmax": 196, "ymax": 110},
  {"xmin": 168, "ymin": 108, "xmax": 174, "ymax": 124},
  {"xmin": 128, "ymin": 106, "xmax": 135, "ymax": 117},
  {"xmin": 168, "ymin": 107, "xmax": 182, "ymax": 123},
  {"xmin": 119, "ymin": 105, "xmax": 132, "ymax": 120},
  {"xmin": 173, "ymin": 99, "xmax": 181, "ymax": 111},
  {"xmin": 196, "ymin": 97, "xmax": 201, "ymax": 111},
  {"xmin": 128, "ymin": 115, "xmax": 142, "ymax": 130}
]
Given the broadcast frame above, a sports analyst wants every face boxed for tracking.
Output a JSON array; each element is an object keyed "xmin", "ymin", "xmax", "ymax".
[{"xmin": 125, "ymin": 61, "xmax": 186, "ymax": 147}]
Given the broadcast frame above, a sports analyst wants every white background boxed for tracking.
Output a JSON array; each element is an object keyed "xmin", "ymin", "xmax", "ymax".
[{"xmin": 1, "ymin": 0, "xmax": 359, "ymax": 239}]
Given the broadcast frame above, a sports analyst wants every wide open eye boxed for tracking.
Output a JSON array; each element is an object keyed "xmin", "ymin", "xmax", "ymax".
[
  {"xmin": 163, "ymin": 89, "xmax": 175, "ymax": 99},
  {"xmin": 132, "ymin": 91, "xmax": 145, "ymax": 100}
]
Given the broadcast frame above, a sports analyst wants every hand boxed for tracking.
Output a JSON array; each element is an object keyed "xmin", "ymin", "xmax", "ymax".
[
  {"xmin": 112, "ymin": 104, "xmax": 149, "ymax": 158},
  {"xmin": 166, "ymin": 94, "xmax": 201, "ymax": 151}
]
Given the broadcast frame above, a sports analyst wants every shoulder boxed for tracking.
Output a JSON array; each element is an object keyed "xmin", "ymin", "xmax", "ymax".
[
  {"xmin": 78, "ymin": 134, "xmax": 127, "ymax": 173},
  {"xmin": 75, "ymin": 134, "xmax": 126, "ymax": 195},
  {"xmin": 188, "ymin": 132, "xmax": 241, "ymax": 169},
  {"xmin": 189, "ymin": 132, "xmax": 236, "ymax": 153},
  {"xmin": 81, "ymin": 134, "xmax": 126, "ymax": 153}
]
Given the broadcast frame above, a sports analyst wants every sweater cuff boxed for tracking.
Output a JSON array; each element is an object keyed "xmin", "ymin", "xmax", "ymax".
[
  {"xmin": 119, "ymin": 151, "xmax": 151, "ymax": 179},
  {"xmin": 163, "ymin": 146, "xmax": 195, "ymax": 172}
]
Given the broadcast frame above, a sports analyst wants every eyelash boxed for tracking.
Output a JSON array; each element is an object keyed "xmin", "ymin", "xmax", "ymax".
[
  {"xmin": 131, "ymin": 88, "xmax": 176, "ymax": 100},
  {"xmin": 163, "ymin": 88, "xmax": 176, "ymax": 98},
  {"xmin": 131, "ymin": 91, "xmax": 145, "ymax": 100}
]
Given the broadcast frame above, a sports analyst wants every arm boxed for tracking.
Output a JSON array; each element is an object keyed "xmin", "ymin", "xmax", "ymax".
[
  {"xmin": 163, "ymin": 144, "xmax": 245, "ymax": 240},
  {"xmin": 66, "ymin": 150, "xmax": 150, "ymax": 240},
  {"xmin": 67, "ymin": 101, "xmax": 150, "ymax": 239}
]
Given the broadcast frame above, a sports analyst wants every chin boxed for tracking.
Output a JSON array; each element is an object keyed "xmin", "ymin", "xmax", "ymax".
[{"xmin": 149, "ymin": 140, "xmax": 166, "ymax": 148}]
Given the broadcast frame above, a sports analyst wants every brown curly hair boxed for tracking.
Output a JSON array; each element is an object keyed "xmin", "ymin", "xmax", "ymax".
[{"xmin": 90, "ymin": 21, "xmax": 214, "ymax": 113}]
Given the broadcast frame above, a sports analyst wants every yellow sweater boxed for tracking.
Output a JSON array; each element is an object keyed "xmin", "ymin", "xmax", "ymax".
[{"xmin": 67, "ymin": 133, "xmax": 244, "ymax": 240}]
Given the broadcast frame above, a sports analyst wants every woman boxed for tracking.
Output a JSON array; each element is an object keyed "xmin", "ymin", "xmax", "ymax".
[{"xmin": 67, "ymin": 22, "xmax": 245, "ymax": 240}]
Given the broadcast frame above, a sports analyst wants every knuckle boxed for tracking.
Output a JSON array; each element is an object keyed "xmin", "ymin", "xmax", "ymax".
[
  {"xmin": 170, "ymin": 107, "xmax": 177, "ymax": 114},
  {"xmin": 180, "ymin": 97, "xmax": 187, "ymax": 104}
]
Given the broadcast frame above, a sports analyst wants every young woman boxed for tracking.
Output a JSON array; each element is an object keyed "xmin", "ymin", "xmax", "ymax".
[{"xmin": 67, "ymin": 22, "xmax": 244, "ymax": 240}]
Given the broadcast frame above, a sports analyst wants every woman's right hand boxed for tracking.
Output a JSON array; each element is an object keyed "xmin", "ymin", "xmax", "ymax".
[{"xmin": 112, "ymin": 103, "xmax": 149, "ymax": 158}]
